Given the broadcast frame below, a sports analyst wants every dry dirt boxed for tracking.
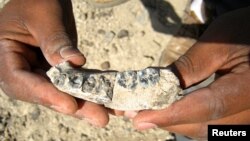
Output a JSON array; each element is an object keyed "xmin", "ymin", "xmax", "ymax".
[{"xmin": 0, "ymin": 0, "xmax": 197, "ymax": 141}]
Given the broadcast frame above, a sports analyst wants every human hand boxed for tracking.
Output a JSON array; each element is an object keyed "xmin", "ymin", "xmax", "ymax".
[
  {"xmin": 132, "ymin": 7, "xmax": 250, "ymax": 139},
  {"xmin": 0, "ymin": 0, "xmax": 109, "ymax": 127}
]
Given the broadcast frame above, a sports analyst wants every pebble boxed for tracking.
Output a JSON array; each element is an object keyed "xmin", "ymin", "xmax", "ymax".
[
  {"xmin": 97, "ymin": 29, "xmax": 106, "ymax": 35},
  {"xmin": 104, "ymin": 31, "xmax": 116, "ymax": 43},
  {"xmin": 101, "ymin": 61, "xmax": 111, "ymax": 70},
  {"xmin": 117, "ymin": 30, "xmax": 129, "ymax": 38},
  {"xmin": 30, "ymin": 107, "xmax": 41, "ymax": 120}
]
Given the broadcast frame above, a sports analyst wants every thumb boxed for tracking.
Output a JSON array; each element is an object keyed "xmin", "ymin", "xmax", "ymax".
[
  {"xmin": 39, "ymin": 31, "xmax": 86, "ymax": 66},
  {"xmin": 172, "ymin": 41, "xmax": 229, "ymax": 88},
  {"xmin": 23, "ymin": 0, "xmax": 86, "ymax": 66}
]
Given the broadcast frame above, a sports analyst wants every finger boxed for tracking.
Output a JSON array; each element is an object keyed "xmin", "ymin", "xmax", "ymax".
[
  {"xmin": 134, "ymin": 71, "xmax": 250, "ymax": 128},
  {"xmin": 0, "ymin": 40, "xmax": 38, "ymax": 66},
  {"xmin": 3, "ymin": 70, "xmax": 78, "ymax": 114},
  {"xmin": 107, "ymin": 109, "xmax": 125, "ymax": 116},
  {"xmin": 21, "ymin": 0, "xmax": 85, "ymax": 66},
  {"xmin": 113, "ymin": 110, "xmax": 125, "ymax": 116},
  {"xmin": 74, "ymin": 100, "xmax": 109, "ymax": 127},
  {"xmin": 173, "ymin": 23, "xmax": 250, "ymax": 88},
  {"xmin": 124, "ymin": 111, "xmax": 139, "ymax": 118},
  {"xmin": 164, "ymin": 109, "xmax": 250, "ymax": 140},
  {"xmin": 0, "ymin": 41, "xmax": 78, "ymax": 114},
  {"xmin": 172, "ymin": 41, "xmax": 228, "ymax": 88},
  {"xmin": 0, "ymin": 0, "xmax": 85, "ymax": 66}
]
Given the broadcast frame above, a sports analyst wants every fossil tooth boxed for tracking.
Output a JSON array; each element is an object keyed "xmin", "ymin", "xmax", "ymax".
[{"xmin": 46, "ymin": 61, "xmax": 183, "ymax": 110}]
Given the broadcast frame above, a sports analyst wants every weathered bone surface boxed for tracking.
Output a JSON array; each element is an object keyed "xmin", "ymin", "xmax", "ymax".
[{"xmin": 46, "ymin": 62, "xmax": 183, "ymax": 110}]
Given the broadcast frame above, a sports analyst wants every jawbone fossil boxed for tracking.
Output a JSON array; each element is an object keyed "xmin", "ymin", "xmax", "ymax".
[{"xmin": 46, "ymin": 62, "xmax": 183, "ymax": 110}]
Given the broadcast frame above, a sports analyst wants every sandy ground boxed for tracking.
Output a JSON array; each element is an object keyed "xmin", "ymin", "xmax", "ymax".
[{"xmin": 0, "ymin": 0, "xmax": 198, "ymax": 140}]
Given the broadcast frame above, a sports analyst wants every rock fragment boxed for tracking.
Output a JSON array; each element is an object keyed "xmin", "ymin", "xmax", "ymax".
[
  {"xmin": 101, "ymin": 61, "xmax": 111, "ymax": 69},
  {"xmin": 46, "ymin": 62, "xmax": 183, "ymax": 110},
  {"xmin": 117, "ymin": 29, "xmax": 129, "ymax": 38}
]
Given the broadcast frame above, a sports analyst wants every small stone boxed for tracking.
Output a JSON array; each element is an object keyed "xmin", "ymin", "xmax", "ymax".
[
  {"xmin": 135, "ymin": 10, "xmax": 148, "ymax": 25},
  {"xmin": 111, "ymin": 44, "xmax": 118, "ymax": 53},
  {"xmin": 104, "ymin": 31, "xmax": 116, "ymax": 43},
  {"xmin": 97, "ymin": 29, "xmax": 106, "ymax": 35},
  {"xmin": 101, "ymin": 61, "xmax": 110, "ymax": 70},
  {"xmin": 140, "ymin": 30, "xmax": 146, "ymax": 36},
  {"xmin": 117, "ymin": 30, "xmax": 129, "ymax": 38},
  {"xmin": 30, "ymin": 107, "xmax": 41, "ymax": 120}
]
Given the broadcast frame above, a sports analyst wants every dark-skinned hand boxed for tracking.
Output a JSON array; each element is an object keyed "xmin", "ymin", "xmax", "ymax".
[
  {"xmin": 133, "ymin": 7, "xmax": 250, "ymax": 140},
  {"xmin": 0, "ymin": 0, "xmax": 110, "ymax": 127}
]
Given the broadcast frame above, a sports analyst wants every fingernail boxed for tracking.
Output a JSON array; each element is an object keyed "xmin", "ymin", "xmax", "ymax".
[
  {"xmin": 136, "ymin": 122, "xmax": 157, "ymax": 130},
  {"xmin": 84, "ymin": 118, "xmax": 102, "ymax": 127},
  {"xmin": 124, "ymin": 111, "xmax": 138, "ymax": 118},
  {"xmin": 60, "ymin": 46, "xmax": 82, "ymax": 59},
  {"xmin": 50, "ymin": 105, "xmax": 66, "ymax": 113}
]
